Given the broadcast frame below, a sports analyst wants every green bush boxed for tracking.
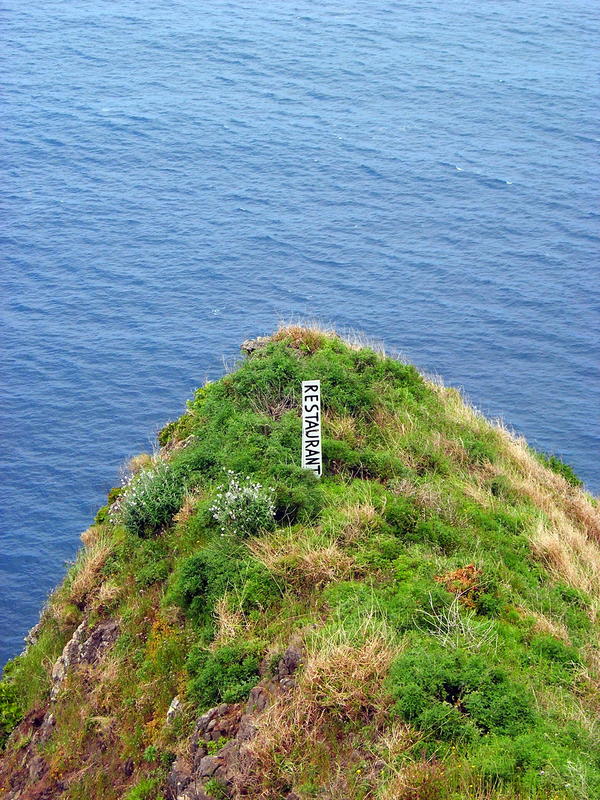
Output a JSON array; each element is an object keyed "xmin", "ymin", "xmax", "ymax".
[
  {"xmin": 187, "ymin": 642, "xmax": 262, "ymax": 708},
  {"xmin": 418, "ymin": 702, "xmax": 477, "ymax": 742},
  {"xmin": 210, "ymin": 472, "xmax": 275, "ymax": 537},
  {"xmin": 132, "ymin": 538, "xmax": 171, "ymax": 587},
  {"xmin": 270, "ymin": 466, "xmax": 322, "ymax": 524},
  {"xmin": 0, "ymin": 680, "xmax": 22, "ymax": 748},
  {"xmin": 388, "ymin": 646, "xmax": 536, "ymax": 740},
  {"xmin": 463, "ymin": 678, "xmax": 536, "ymax": 735},
  {"xmin": 322, "ymin": 440, "xmax": 406, "ymax": 480},
  {"xmin": 383, "ymin": 496, "xmax": 419, "ymax": 535},
  {"xmin": 120, "ymin": 461, "xmax": 185, "ymax": 537},
  {"xmin": 461, "ymin": 433, "xmax": 498, "ymax": 465},
  {"xmin": 530, "ymin": 634, "xmax": 581, "ymax": 672},
  {"xmin": 414, "ymin": 518, "xmax": 462, "ymax": 552},
  {"xmin": 169, "ymin": 541, "xmax": 279, "ymax": 629}
]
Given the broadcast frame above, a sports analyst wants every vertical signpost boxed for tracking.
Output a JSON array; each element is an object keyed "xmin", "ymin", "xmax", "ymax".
[{"xmin": 301, "ymin": 381, "xmax": 322, "ymax": 477}]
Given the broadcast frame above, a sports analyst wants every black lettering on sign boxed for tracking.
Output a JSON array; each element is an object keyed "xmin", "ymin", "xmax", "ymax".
[{"xmin": 301, "ymin": 380, "xmax": 322, "ymax": 477}]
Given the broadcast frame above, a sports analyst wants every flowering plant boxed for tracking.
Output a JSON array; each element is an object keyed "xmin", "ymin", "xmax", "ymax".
[
  {"xmin": 120, "ymin": 460, "xmax": 184, "ymax": 537},
  {"xmin": 210, "ymin": 471, "xmax": 276, "ymax": 537}
]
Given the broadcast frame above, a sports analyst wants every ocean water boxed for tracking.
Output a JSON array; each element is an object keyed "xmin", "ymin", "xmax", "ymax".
[{"xmin": 1, "ymin": 0, "xmax": 599, "ymax": 667}]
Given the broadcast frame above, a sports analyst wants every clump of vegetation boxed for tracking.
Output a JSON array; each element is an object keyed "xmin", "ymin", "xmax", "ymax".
[
  {"xmin": 1, "ymin": 325, "xmax": 598, "ymax": 800},
  {"xmin": 0, "ymin": 681, "xmax": 22, "ymax": 749},
  {"xmin": 186, "ymin": 641, "xmax": 263, "ymax": 707},
  {"xmin": 168, "ymin": 538, "xmax": 280, "ymax": 633},
  {"xmin": 120, "ymin": 460, "xmax": 185, "ymax": 537},
  {"xmin": 210, "ymin": 470, "xmax": 276, "ymax": 537}
]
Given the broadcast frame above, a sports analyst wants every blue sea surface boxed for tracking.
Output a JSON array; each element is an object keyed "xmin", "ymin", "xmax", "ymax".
[{"xmin": 1, "ymin": 0, "xmax": 599, "ymax": 667}]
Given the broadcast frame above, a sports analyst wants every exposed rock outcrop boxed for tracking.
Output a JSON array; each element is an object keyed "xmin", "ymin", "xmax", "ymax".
[
  {"xmin": 50, "ymin": 619, "xmax": 119, "ymax": 699},
  {"xmin": 240, "ymin": 337, "xmax": 270, "ymax": 356},
  {"xmin": 166, "ymin": 645, "xmax": 303, "ymax": 800}
]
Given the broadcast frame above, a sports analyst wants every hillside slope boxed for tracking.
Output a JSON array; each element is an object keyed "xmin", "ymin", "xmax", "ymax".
[{"xmin": 1, "ymin": 326, "xmax": 599, "ymax": 800}]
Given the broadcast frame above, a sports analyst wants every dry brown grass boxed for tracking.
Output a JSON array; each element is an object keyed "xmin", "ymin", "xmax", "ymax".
[
  {"xmin": 238, "ymin": 629, "xmax": 399, "ymax": 799},
  {"xmin": 334, "ymin": 498, "xmax": 381, "ymax": 546},
  {"xmin": 92, "ymin": 580, "xmax": 123, "ymax": 615},
  {"xmin": 496, "ymin": 423, "xmax": 600, "ymax": 541},
  {"xmin": 248, "ymin": 529, "xmax": 357, "ymax": 590},
  {"xmin": 173, "ymin": 488, "xmax": 205, "ymax": 524},
  {"xmin": 250, "ymin": 387, "xmax": 297, "ymax": 420},
  {"xmin": 80, "ymin": 525, "xmax": 103, "ymax": 547},
  {"xmin": 531, "ymin": 518, "xmax": 600, "ymax": 605},
  {"xmin": 211, "ymin": 595, "xmax": 246, "ymax": 648},
  {"xmin": 432, "ymin": 431, "xmax": 471, "ymax": 467},
  {"xmin": 376, "ymin": 721, "xmax": 421, "ymax": 763},
  {"xmin": 369, "ymin": 404, "xmax": 414, "ymax": 439},
  {"xmin": 521, "ymin": 608, "xmax": 572, "ymax": 644},
  {"xmin": 272, "ymin": 323, "xmax": 335, "ymax": 354},
  {"xmin": 67, "ymin": 536, "xmax": 113, "ymax": 608},
  {"xmin": 324, "ymin": 411, "xmax": 364, "ymax": 446},
  {"xmin": 273, "ymin": 320, "xmax": 393, "ymax": 357},
  {"xmin": 391, "ymin": 477, "xmax": 459, "ymax": 521},
  {"xmin": 298, "ymin": 634, "xmax": 396, "ymax": 722},
  {"xmin": 435, "ymin": 385, "xmax": 600, "ymax": 609},
  {"xmin": 88, "ymin": 651, "xmax": 122, "ymax": 709},
  {"xmin": 48, "ymin": 599, "xmax": 82, "ymax": 631},
  {"xmin": 377, "ymin": 759, "xmax": 447, "ymax": 800},
  {"xmin": 126, "ymin": 452, "xmax": 153, "ymax": 475}
]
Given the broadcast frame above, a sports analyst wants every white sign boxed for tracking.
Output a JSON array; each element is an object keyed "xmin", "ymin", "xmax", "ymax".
[{"xmin": 301, "ymin": 380, "xmax": 322, "ymax": 477}]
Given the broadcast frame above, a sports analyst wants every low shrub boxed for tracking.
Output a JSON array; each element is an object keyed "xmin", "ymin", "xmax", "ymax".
[
  {"xmin": 323, "ymin": 440, "xmax": 407, "ymax": 480},
  {"xmin": 135, "ymin": 560, "xmax": 169, "ymax": 588},
  {"xmin": 187, "ymin": 641, "xmax": 263, "ymax": 708},
  {"xmin": 269, "ymin": 466, "xmax": 322, "ymax": 524},
  {"xmin": 530, "ymin": 633, "xmax": 581, "ymax": 675},
  {"xmin": 384, "ymin": 496, "xmax": 419, "ymax": 535},
  {"xmin": 388, "ymin": 645, "xmax": 536, "ymax": 740},
  {"xmin": 414, "ymin": 518, "xmax": 462, "ymax": 552},
  {"xmin": 210, "ymin": 472, "xmax": 275, "ymax": 537},
  {"xmin": 169, "ymin": 541, "xmax": 279, "ymax": 629},
  {"xmin": 120, "ymin": 461, "xmax": 185, "ymax": 537}
]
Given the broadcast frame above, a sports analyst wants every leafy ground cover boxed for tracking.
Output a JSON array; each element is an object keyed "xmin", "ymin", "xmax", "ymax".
[{"xmin": 1, "ymin": 325, "xmax": 599, "ymax": 799}]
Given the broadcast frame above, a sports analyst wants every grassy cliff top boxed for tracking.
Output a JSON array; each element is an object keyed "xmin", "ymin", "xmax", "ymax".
[{"xmin": 1, "ymin": 326, "xmax": 599, "ymax": 800}]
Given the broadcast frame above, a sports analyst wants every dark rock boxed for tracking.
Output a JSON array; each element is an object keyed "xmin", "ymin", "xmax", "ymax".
[
  {"xmin": 123, "ymin": 759, "xmax": 134, "ymax": 777},
  {"xmin": 24, "ymin": 617, "xmax": 44, "ymax": 649},
  {"xmin": 277, "ymin": 646, "xmax": 303, "ymax": 679},
  {"xmin": 236, "ymin": 715, "xmax": 256, "ymax": 743},
  {"xmin": 167, "ymin": 695, "xmax": 181, "ymax": 724},
  {"xmin": 193, "ymin": 703, "xmax": 243, "ymax": 743},
  {"xmin": 197, "ymin": 755, "xmax": 223, "ymax": 778},
  {"xmin": 28, "ymin": 755, "xmax": 47, "ymax": 783},
  {"xmin": 167, "ymin": 643, "xmax": 305, "ymax": 798},
  {"xmin": 166, "ymin": 763, "xmax": 192, "ymax": 798},
  {"xmin": 79, "ymin": 619, "xmax": 119, "ymax": 663},
  {"xmin": 50, "ymin": 619, "xmax": 119, "ymax": 699},
  {"xmin": 246, "ymin": 686, "xmax": 269, "ymax": 714},
  {"xmin": 37, "ymin": 713, "xmax": 55, "ymax": 744},
  {"xmin": 50, "ymin": 621, "xmax": 87, "ymax": 697}
]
